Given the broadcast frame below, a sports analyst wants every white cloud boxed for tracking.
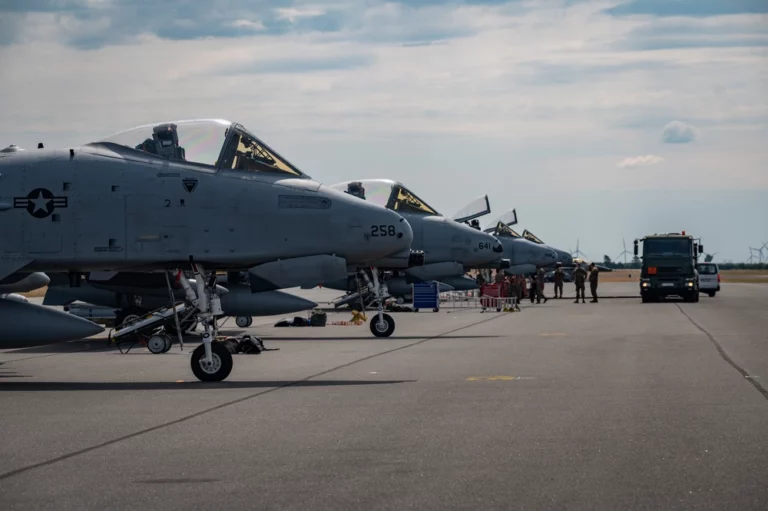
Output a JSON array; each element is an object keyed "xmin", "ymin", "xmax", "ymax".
[
  {"xmin": 0, "ymin": 1, "xmax": 765, "ymax": 195},
  {"xmin": 661, "ymin": 120, "xmax": 698, "ymax": 143},
  {"xmin": 274, "ymin": 7, "xmax": 326, "ymax": 23},
  {"xmin": 617, "ymin": 155, "xmax": 666, "ymax": 168},
  {"xmin": 232, "ymin": 20, "xmax": 265, "ymax": 31}
]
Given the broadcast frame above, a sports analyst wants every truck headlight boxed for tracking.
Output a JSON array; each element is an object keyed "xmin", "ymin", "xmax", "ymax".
[
  {"xmin": 641, "ymin": 280, "xmax": 649, "ymax": 288},
  {"xmin": 686, "ymin": 281, "xmax": 694, "ymax": 287}
]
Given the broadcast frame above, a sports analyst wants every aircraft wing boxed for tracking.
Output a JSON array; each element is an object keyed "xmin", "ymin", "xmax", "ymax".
[{"xmin": 452, "ymin": 195, "xmax": 491, "ymax": 224}]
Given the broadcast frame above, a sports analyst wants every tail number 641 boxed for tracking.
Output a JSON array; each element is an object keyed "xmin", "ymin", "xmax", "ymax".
[{"xmin": 371, "ymin": 225, "xmax": 396, "ymax": 237}]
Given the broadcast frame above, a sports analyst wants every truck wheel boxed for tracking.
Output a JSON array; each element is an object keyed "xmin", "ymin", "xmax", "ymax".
[{"xmin": 641, "ymin": 295, "xmax": 649, "ymax": 303}]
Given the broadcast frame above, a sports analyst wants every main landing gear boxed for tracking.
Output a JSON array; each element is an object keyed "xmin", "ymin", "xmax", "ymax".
[{"xmin": 177, "ymin": 264, "xmax": 233, "ymax": 382}]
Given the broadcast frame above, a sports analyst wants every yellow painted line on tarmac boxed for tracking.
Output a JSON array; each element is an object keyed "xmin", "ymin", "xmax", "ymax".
[
  {"xmin": 466, "ymin": 376, "xmax": 534, "ymax": 381},
  {"xmin": 539, "ymin": 333, "xmax": 567, "ymax": 337}
]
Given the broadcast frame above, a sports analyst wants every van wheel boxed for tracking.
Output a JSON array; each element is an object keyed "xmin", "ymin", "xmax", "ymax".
[{"xmin": 708, "ymin": 291, "xmax": 716, "ymax": 297}]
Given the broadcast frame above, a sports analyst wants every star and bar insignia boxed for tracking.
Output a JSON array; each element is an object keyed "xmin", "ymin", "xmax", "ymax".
[{"xmin": 13, "ymin": 188, "xmax": 68, "ymax": 219}]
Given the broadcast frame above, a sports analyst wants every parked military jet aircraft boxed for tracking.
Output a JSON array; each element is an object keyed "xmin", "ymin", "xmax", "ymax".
[
  {"xmin": 472, "ymin": 208, "xmax": 559, "ymax": 275},
  {"xmin": 520, "ymin": 230, "xmax": 612, "ymax": 272},
  {"xmin": 0, "ymin": 119, "xmax": 413, "ymax": 381},
  {"xmin": 320, "ymin": 180, "xmax": 508, "ymax": 310}
]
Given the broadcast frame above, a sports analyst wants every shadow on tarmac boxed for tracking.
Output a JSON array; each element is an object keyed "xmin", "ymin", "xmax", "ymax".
[
  {"xmin": 2, "ymin": 334, "xmax": 503, "ymax": 355},
  {"xmin": 0, "ymin": 379, "xmax": 414, "ymax": 391}
]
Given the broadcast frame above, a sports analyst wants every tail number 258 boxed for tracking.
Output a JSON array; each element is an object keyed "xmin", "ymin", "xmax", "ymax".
[{"xmin": 371, "ymin": 225, "xmax": 396, "ymax": 237}]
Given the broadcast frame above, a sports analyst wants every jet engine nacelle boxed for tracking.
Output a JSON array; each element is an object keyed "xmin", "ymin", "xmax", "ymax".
[{"xmin": 248, "ymin": 254, "xmax": 349, "ymax": 292}]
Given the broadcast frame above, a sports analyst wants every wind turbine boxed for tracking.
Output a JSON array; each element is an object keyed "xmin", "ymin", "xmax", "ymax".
[
  {"xmin": 570, "ymin": 239, "xmax": 587, "ymax": 259},
  {"xmin": 747, "ymin": 248, "xmax": 759, "ymax": 264},
  {"xmin": 616, "ymin": 238, "xmax": 631, "ymax": 264}
]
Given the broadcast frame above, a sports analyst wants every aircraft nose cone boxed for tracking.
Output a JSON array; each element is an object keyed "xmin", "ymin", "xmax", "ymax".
[{"xmin": 396, "ymin": 214, "xmax": 414, "ymax": 247}]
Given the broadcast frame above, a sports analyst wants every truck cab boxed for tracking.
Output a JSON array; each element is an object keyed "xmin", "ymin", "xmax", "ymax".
[{"xmin": 634, "ymin": 232, "xmax": 702, "ymax": 303}]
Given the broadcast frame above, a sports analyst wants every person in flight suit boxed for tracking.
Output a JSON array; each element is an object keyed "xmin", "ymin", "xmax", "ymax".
[
  {"xmin": 573, "ymin": 263, "xmax": 588, "ymax": 304},
  {"xmin": 588, "ymin": 263, "xmax": 599, "ymax": 303},
  {"xmin": 553, "ymin": 263, "xmax": 565, "ymax": 299},
  {"xmin": 536, "ymin": 267, "xmax": 549, "ymax": 304}
]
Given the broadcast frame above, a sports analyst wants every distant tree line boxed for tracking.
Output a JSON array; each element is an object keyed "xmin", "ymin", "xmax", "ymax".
[{"xmin": 600, "ymin": 255, "xmax": 768, "ymax": 271}]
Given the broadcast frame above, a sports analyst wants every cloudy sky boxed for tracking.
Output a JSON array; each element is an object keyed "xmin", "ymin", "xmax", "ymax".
[{"xmin": 1, "ymin": 0, "xmax": 766, "ymax": 262}]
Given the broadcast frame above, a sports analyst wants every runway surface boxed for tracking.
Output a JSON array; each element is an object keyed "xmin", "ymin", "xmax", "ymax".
[{"xmin": 1, "ymin": 282, "xmax": 767, "ymax": 510}]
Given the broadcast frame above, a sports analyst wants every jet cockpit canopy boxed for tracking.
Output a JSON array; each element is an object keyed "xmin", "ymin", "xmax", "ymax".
[
  {"xmin": 493, "ymin": 222, "xmax": 521, "ymax": 238},
  {"xmin": 94, "ymin": 119, "xmax": 307, "ymax": 177},
  {"xmin": 330, "ymin": 179, "xmax": 439, "ymax": 216},
  {"xmin": 522, "ymin": 230, "xmax": 544, "ymax": 245}
]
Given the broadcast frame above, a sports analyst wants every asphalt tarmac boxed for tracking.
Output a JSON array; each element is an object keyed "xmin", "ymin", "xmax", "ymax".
[{"xmin": 1, "ymin": 282, "xmax": 766, "ymax": 510}]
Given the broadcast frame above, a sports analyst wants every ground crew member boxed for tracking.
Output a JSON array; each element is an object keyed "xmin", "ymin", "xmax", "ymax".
[
  {"xmin": 573, "ymin": 263, "xmax": 587, "ymax": 303},
  {"xmin": 529, "ymin": 273, "xmax": 537, "ymax": 303},
  {"xmin": 589, "ymin": 262, "xmax": 599, "ymax": 303},
  {"xmin": 536, "ymin": 267, "xmax": 549, "ymax": 304},
  {"xmin": 494, "ymin": 269, "xmax": 505, "ymax": 284},
  {"xmin": 514, "ymin": 275, "xmax": 524, "ymax": 304},
  {"xmin": 553, "ymin": 263, "xmax": 565, "ymax": 298}
]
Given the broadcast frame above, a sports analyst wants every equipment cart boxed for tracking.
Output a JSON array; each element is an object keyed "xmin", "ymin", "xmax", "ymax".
[
  {"xmin": 412, "ymin": 281, "xmax": 440, "ymax": 312},
  {"xmin": 110, "ymin": 302, "xmax": 193, "ymax": 354}
]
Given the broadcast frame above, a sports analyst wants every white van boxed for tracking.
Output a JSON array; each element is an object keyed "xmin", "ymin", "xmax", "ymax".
[{"xmin": 698, "ymin": 262, "xmax": 720, "ymax": 297}]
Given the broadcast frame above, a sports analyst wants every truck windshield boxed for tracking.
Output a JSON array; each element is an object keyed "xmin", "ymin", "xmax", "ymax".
[{"xmin": 643, "ymin": 239, "xmax": 691, "ymax": 258}]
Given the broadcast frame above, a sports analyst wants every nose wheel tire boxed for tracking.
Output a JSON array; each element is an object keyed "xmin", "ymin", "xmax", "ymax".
[
  {"xmin": 147, "ymin": 334, "xmax": 171, "ymax": 354},
  {"xmin": 370, "ymin": 313, "xmax": 395, "ymax": 338},
  {"xmin": 191, "ymin": 342, "xmax": 233, "ymax": 382}
]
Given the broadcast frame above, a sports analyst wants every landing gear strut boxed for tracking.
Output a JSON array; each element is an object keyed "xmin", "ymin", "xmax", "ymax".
[
  {"xmin": 359, "ymin": 267, "xmax": 396, "ymax": 338},
  {"xmin": 177, "ymin": 264, "xmax": 233, "ymax": 382}
]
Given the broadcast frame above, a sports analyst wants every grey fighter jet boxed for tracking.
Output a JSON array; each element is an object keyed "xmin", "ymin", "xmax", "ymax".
[
  {"xmin": 521, "ymin": 230, "xmax": 612, "ymax": 271},
  {"xmin": 323, "ymin": 180, "xmax": 508, "ymax": 309},
  {"xmin": 475, "ymin": 209, "xmax": 559, "ymax": 276},
  {"xmin": 0, "ymin": 119, "xmax": 412, "ymax": 381}
]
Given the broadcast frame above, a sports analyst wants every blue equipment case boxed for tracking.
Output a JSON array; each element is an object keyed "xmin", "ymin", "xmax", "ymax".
[{"xmin": 412, "ymin": 281, "xmax": 440, "ymax": 312}]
